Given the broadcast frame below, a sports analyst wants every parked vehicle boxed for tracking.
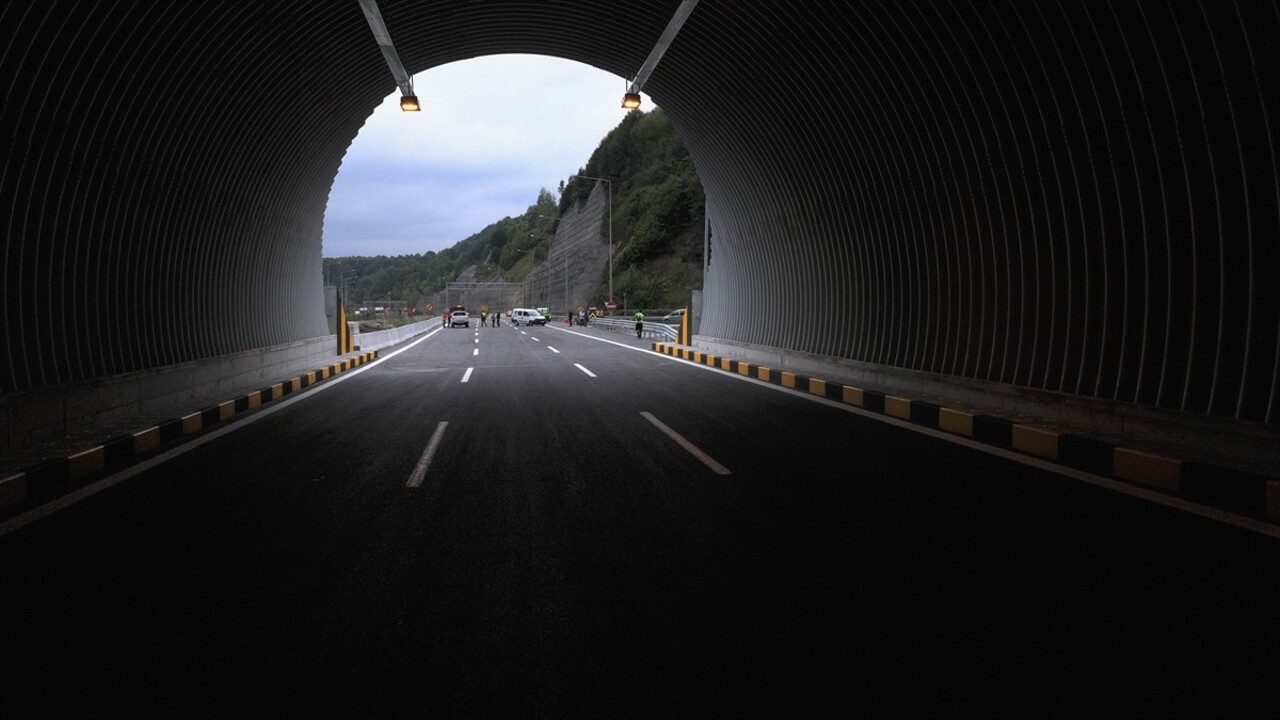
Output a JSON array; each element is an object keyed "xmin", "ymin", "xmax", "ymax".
[
  {"xmin": 449, "ymin": 309, "xmax": 470, "ymax": 327},
  {"xmin": 510, "ymin": 308, "xmax": 547, "ymax": 326},
  {"xmin": 656, "ymin": 308, "xmax": 686, "ymax": 324}
]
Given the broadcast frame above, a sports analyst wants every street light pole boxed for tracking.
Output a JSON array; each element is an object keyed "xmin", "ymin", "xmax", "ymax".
[
  {"xmin": 570, "ymin": 174, "xmax": 612, "ymax": 304},
  {"xmin": 535, "ymin": 230, "xmax": 565, "ymax": 312},
  {"xmin": 535, "ymin": 215, "xmax": 561, "ymax": 314},
  {"xmin": 339, "ymin": 272, "xmax": 357, "ymax": 317},
  {"xmin": 551, "ymin": 232, "xmax": 567, "ymax": 315}
]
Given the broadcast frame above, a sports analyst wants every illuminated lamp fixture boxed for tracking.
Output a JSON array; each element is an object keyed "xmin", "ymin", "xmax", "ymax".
[
  {"xmin": 620, "ymin": 0, "xmax": 700, "ymax": 109},
  {"xmin": 358, "ymin": 0, "xmax": 421, "ymax": 113},
  {"xmin": 397, "ymin": 73, "xmax": 420, "ymax": 111}
]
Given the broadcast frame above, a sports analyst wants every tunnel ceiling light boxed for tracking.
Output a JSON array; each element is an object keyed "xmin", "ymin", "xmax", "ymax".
[
  {"xmin": 622, "ymin": 0, "xmax": 700, "ymax": 109},
  {"xmin": 358, "ymin": 0, "xmax": 421, "ymax": 113}
]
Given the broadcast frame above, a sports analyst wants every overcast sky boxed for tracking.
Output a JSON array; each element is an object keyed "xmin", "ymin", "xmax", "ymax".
[{"xmin": 322, "ymin": 54, "xmax": 652, "ymax": 258}]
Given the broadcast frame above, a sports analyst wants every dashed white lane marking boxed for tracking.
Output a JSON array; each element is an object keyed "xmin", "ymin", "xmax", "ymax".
[
  {"xmin": 406, "ymin": 421, "xmax": 449, "ymax": 488},
  {"xmin": 462, "ymin": 367, "xmax": 474, "ymax": 382},
  {"xmin": 575, "ymin": 363, "xmax": 596, "ymax": 377},
  {"xmin": 547, "ymin": 346, "xmax": 561, "ymax": 354},
  {"xmin": 0, "ymin": 330, "xmax": 443, "ymax": 537},
  {"xmin": 473, "ymin": 348, "xmax": 479, "ymax": 356},
  {"xmin": 640, "ymin": 411, "xmax": 731, "ymax": 475}
]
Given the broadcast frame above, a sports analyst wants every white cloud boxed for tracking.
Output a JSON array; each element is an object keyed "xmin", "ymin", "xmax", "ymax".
[{"xmin": 324, "ymin": 54, "xmax": 652, "ymax": 257}]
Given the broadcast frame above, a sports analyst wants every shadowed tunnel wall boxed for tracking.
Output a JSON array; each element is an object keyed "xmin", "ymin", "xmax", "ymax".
[{"xmin": 2, "ymin": 2, "xmax": 1278, "ymax": 432}]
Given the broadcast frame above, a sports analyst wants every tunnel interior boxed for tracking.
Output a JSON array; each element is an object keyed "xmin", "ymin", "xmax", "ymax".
[{"xmin": 2, "ymin": 0, "xmax": 1278, "ymax": 434}]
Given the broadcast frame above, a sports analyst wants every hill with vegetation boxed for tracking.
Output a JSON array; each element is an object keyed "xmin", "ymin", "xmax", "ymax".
[{"xmin": 325, "ymin": 107, "xmax": 705, "ymax": 315}]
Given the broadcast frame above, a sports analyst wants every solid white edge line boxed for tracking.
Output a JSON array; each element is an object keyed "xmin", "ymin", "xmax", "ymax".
[
  {"xmin": 406, "ymin": 421, "xmax": 448, "ymax": 488},
  {"xmin": 0, "ymin": 328, "xmax": 444, "ymax": 537},
  {"xmin": 553, "ymin": 327, "xmax": 1279, "ymax": 539},
  {"xmin": 748, "ymin": 374, "xmax": 1280, "ymax": 539},
  {"xmin": 640, "ymin": 411, "xmax": 731, "ymax": 475}
]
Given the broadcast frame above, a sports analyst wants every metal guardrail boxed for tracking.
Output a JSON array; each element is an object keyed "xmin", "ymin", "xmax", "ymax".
[
  {"xmin": 588, "ymin": 316, "xmax": 678, "ymax": 340},
  {"xmin": 352, "ymin": 315, "xmax": 679, "ymax": 347}
]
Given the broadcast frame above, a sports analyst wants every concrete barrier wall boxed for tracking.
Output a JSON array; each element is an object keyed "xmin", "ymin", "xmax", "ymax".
[
  {"xmin": 693, "ymin": 334, "xmax": 1279, "ymax": 479},
  {"xmin": 1, "ymin": 336, "xmax": 337, "ymax": 457},
  {"xmin": 351, "ymin": 320, "xmax": 435, "ymax": 353}
]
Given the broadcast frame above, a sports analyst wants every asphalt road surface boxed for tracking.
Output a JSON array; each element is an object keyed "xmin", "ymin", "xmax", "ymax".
[{"xmin": 2, "ymin": 324, "xmax": 1277, "ymax": 716}]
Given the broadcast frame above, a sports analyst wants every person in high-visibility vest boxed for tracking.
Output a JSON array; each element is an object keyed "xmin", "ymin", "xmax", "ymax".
[{"xmin": 634, "ymin": 310, "xmax": 645, "ymax": 339}]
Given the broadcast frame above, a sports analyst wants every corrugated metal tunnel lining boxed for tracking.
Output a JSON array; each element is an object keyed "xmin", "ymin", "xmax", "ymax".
[{"xmin": 1, "ymin": 1, "xmax": 1277, "ymax": 426}]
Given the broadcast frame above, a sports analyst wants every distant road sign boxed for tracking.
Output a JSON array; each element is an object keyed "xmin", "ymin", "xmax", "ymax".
[{"xmin": 605, "ymin": 301, "xmax": 617, "ymax": 310}]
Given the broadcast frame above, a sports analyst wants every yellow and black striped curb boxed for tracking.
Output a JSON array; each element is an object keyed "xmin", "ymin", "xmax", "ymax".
[
  {"xmin": 0, "ymin": 351, "xmax": 379, "ymax": 515},
  {"xmin": 652, "ymin": 342, "xmax": 1280, "ymax": 525}
]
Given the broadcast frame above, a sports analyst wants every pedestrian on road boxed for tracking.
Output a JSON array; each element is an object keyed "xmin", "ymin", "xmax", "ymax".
[
  {"xmin": 634, "ymin": 310, "xmax": 645, "ymax": 339},
  {"xmin": 480, "ymin": 310, "xmax": 487, "ymax": 327},
  {"xmin": 493, "ymin": 311, "xmax": 500, "ymax": 327}
]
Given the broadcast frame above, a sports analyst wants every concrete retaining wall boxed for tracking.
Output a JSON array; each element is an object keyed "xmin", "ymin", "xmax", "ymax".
[
  {"xmin": 693, "ymin": 335, "xmax": 1279, "ymax": 479},
  {"xmin": 1, "ymin": 336, "xmax": 337, "ymax": 458}
]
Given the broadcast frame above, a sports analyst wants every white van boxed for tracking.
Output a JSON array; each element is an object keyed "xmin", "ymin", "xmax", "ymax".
[
  {"xmin": 656, "ymin": 308, "xmax": 686, "ymax": 324},
  {"xmin": 510, "ymin": 308, "xmax": 547, "ymax": 327}
]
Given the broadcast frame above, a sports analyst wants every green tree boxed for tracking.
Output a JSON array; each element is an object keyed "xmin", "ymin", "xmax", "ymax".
[{"xmin": 489, "ymin": 226, "xmax": 510, "ymax": 255}]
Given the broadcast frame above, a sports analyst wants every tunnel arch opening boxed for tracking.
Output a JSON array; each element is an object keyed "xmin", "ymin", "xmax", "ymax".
[{"xmin": 2, "ymin": 0, "xmax": 1277, "ymax": 473}]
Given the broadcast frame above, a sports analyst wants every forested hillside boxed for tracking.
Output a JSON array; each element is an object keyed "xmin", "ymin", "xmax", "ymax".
[{"xmin": 325, "ymin": 107, "xmax": 705, "ymax": 313}]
